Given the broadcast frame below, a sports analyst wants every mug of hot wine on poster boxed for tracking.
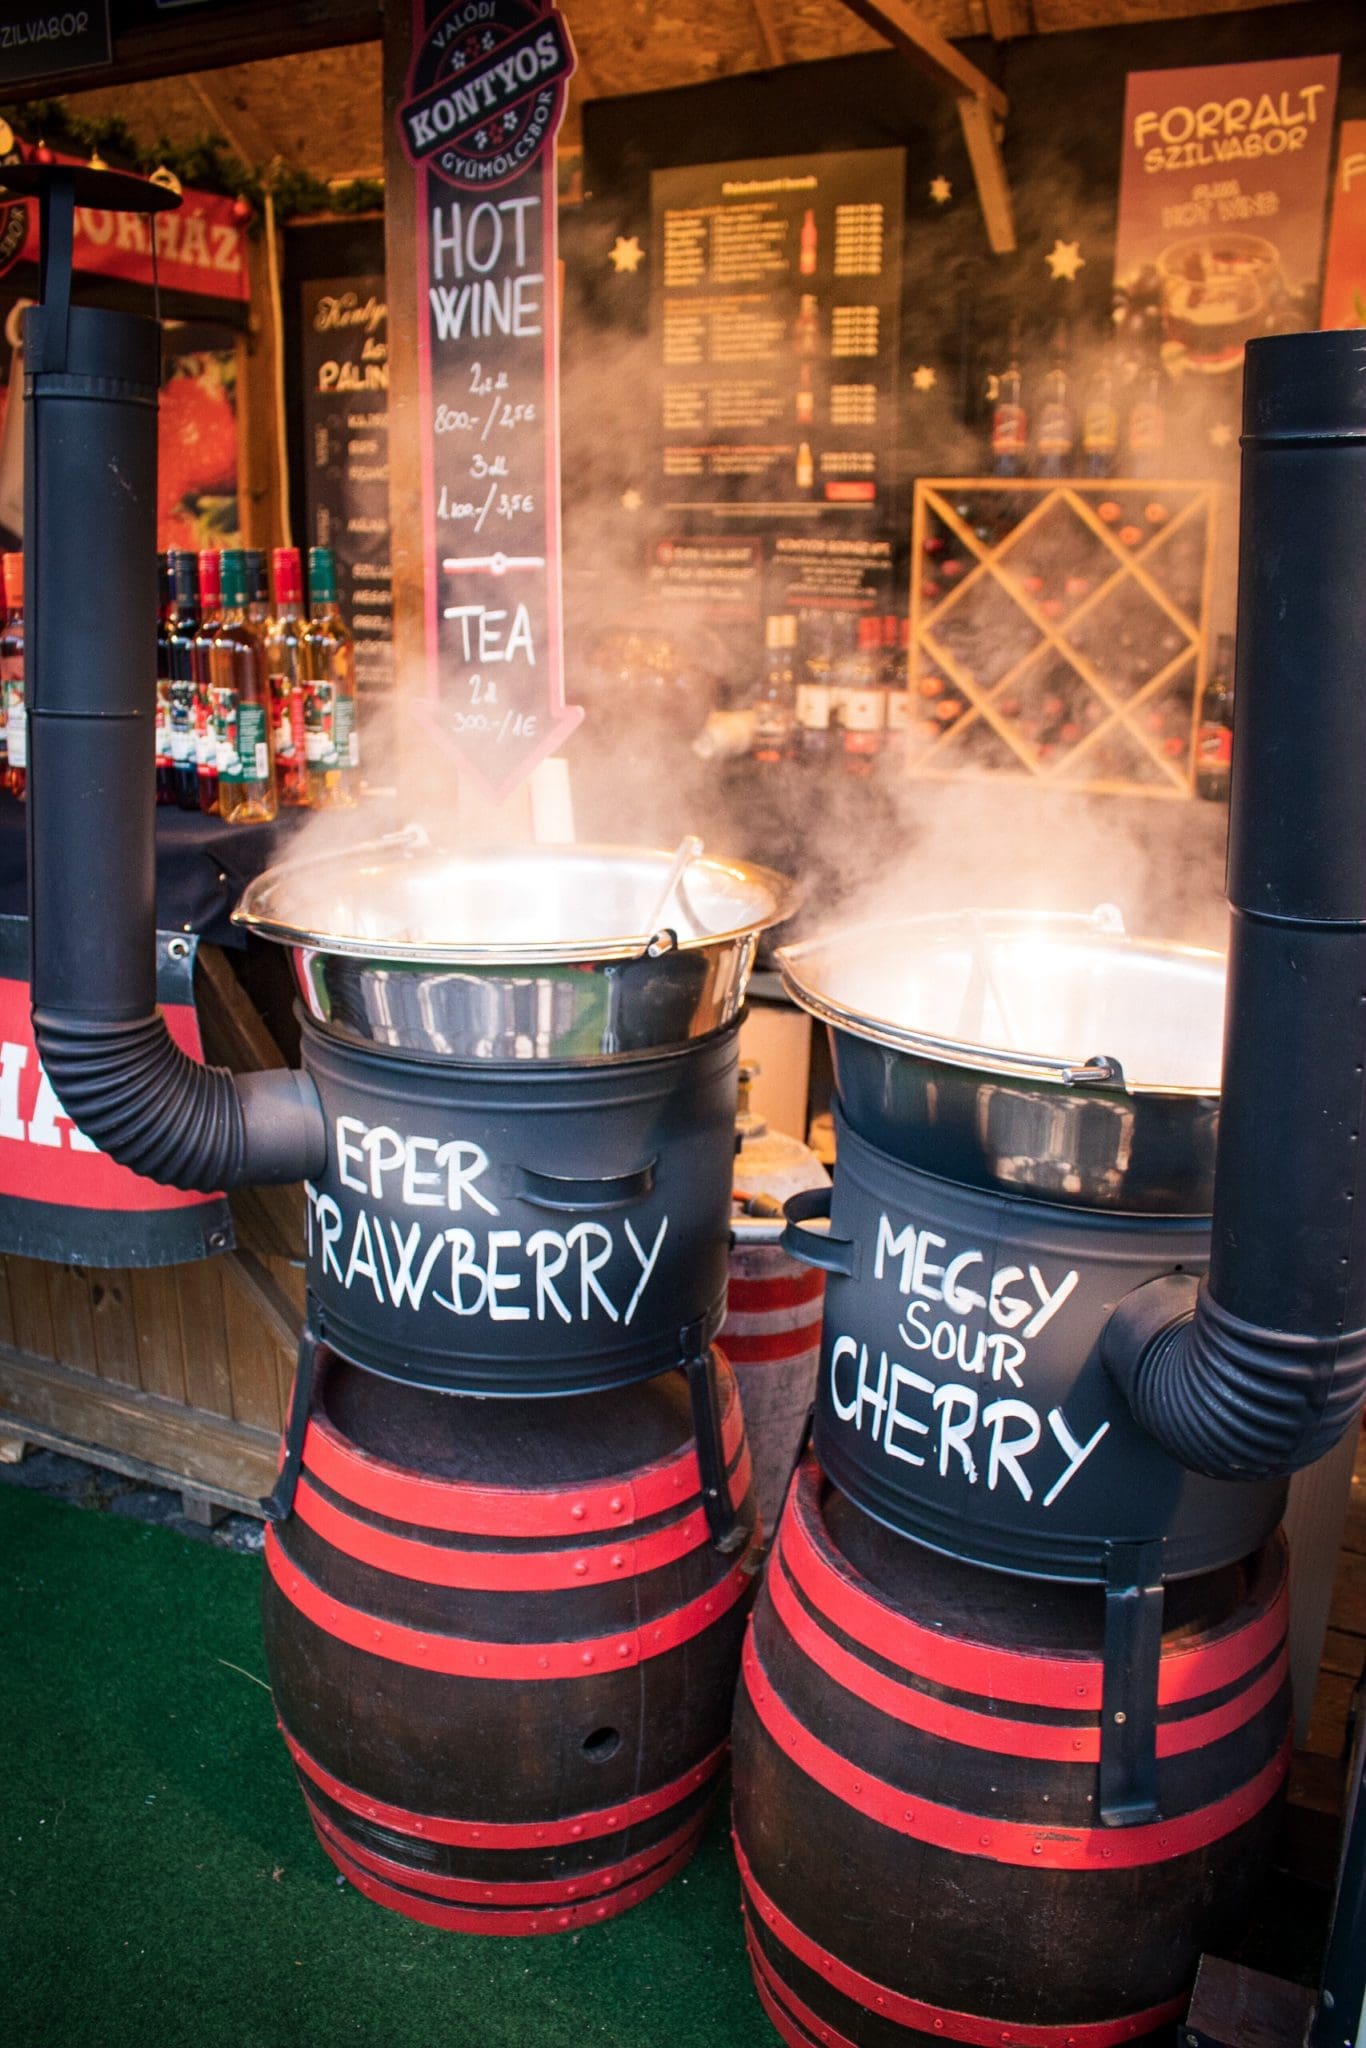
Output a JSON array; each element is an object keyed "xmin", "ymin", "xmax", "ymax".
[{"xmin": 1113, "ymin": 55, "xmax": 1339, "ymax": 377}]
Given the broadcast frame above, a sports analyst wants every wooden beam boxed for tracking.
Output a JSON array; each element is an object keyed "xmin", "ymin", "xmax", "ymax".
[
  {"xmin": 0, "ymin": 0, "xmax": 380, "ymax": 105},
  {"xmin": 0, "ymin": 1342, "xmax": 278, "ymax": 1506},
  {"xmin": 836, "ymin": 0, "xmax": 1007, "ymax": 120},
  {"xmin": 186, "ymin": 72, "xmax": 284, "ymax": 174},
  {"xmin": 752, "ymin": 0, "xmax": 785, "ymax": 68},
  {"xmin": 982, "ymin": 0, "xmax": 1025, "ymax": 39},
  {"xmin": 956, "ymin": 93, "xmax": 1017, "ymax": 254}
]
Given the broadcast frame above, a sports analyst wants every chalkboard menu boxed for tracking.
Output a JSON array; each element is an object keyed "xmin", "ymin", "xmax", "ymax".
[
  {"xmin": 397, "ymin": 0, "xmax": 581, "ymax": 800},
  {"xmin": 651, "ymin": 150, "xmax": 905, "ymax": 519},
  {"xmin": 298, "ymin": 274, "xmax": 393, "ymax": 693}
]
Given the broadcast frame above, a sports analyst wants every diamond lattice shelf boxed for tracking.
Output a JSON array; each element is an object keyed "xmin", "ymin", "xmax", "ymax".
[{"xmin": 908, "ymin": 478, "xmax": 1220, "ymax": 798}]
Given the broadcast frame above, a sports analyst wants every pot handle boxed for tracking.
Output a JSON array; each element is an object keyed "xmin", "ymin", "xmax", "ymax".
[
  {"xmin": 516, "ymin": 1160, "xmax": 657, "ymax": 1213},
  {"xmin": 781, "ymin": 1186, "xmax": 857, "ymax": 1277}
]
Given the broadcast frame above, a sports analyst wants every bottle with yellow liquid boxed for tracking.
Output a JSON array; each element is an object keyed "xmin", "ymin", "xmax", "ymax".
[{"xmin": 301, "ymin": 546, "xmax": 359, "ymax": 809}]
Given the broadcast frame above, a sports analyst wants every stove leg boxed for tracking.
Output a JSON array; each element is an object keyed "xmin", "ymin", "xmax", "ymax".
[
  {"xmin": 682, "ymin": 1325, "xmax": 748, "ymax": 1555},
  {"xmin": 1099, "ymin": 1537, "xmax": 1164, "ymax": 1826},
  {"xmin": 260, "ymin": 1321, "xmax": 322, "ymax": 1525}
]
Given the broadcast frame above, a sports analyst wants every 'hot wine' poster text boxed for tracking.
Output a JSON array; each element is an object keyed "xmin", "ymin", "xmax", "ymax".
[{"xmin": 397, "ymin": 0, "xmax": 581, "ymax": 799}]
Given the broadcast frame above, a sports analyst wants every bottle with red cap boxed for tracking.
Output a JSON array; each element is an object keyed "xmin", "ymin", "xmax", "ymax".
[
  {"xmin": 1, "ymin": 552, "xmax": 26, "ymax": 800},
  {"xmin": 194, "ymin": 550, "xmax": 223, "ymax": 813},
  {"xmin": 267, "ymin": 547, "xmax": 309, "ymax": 808},
  {"xmin": 839, "ymin": 616, "xmax": 886, "ymax": 776},
  {"xmin": 155, "ymin": 553, "xmax": 174, "ymax": 805},
  {"xmin": 165, "ymin": 550, "xmax": 202, "ymax": 810}
]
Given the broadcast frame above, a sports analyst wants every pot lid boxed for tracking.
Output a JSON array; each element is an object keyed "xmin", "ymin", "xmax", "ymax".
[{"xmin": 778, "ymin": 907, "xmax": 1226, "ymax": 1096}]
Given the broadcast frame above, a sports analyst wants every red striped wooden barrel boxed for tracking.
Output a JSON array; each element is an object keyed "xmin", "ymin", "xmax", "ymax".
[
  {"xmin": 263, "ymin": 1348, "xmax": 758, "ymax": 1934},
  {"xmin": 721, "ymin": 1248, "xmax": 825, "ymax": 1534},
  {"xmin": 731, "ymin": 1456, "xmax": 1291, "ymax": 2046}
]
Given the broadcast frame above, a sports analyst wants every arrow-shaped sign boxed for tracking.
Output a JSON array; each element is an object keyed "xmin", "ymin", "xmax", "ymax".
[{"xmin": 399, "ymin": 0, "xmax": 582, "ymax": 802}]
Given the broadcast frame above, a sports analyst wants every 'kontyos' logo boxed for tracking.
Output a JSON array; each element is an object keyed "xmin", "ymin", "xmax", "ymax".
[{"xmin": 398, "ymin": 0, "xmax": 575, "ymax": 194}]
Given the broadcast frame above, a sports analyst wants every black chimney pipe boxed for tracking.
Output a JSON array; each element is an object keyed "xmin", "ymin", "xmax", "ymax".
[
  {"xmin": 20, "ymin": 166, "xmax": 324, "ymax": 1192},
  {"xmin": 1104, "ymin": 328, "xmax": 1366, "ymax": 1479}
]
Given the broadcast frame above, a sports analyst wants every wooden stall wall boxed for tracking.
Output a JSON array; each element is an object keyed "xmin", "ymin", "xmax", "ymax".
[{"xmin": 0, "ymin": 949, "xmax": 306, "ymax": 1516}]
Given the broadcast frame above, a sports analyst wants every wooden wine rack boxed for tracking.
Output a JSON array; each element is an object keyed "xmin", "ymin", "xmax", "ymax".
[{"xmin": 908, "ymin": 477, "xmax": 1219, "ymax": 798}]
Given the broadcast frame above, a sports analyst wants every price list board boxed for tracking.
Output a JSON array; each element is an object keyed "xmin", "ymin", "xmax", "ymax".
[
  {"xmin": 299, "ymin": 276, "xmax": 394, "ymax": 693},
  {"xmin": 650, "ymin": 149, "xmax": 904, "ymax": 520}
]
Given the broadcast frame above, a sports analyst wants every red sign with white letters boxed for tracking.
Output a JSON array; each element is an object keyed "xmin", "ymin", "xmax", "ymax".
[
  {"xmin": 0, "ymin": 919, "xmax": 233, "ymax": 1268},
  {"xmin": 0, "ymin": 148, "xmax": 248, "ymax": 301}
]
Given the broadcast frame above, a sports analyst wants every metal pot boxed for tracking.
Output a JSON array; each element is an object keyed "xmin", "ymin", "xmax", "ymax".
[
  {"xmin": 235, "ymin": 837, "xmax": 799, "ymax": 1062},
  {"xmin": 778, "ymin": 907, "xmax": 1225, "ymax": 1214}
]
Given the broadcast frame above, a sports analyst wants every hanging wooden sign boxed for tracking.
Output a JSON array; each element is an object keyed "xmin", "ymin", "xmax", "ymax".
[{"xmin": 396, "ymin": 0, "xmax": 581, "ymax": 802}]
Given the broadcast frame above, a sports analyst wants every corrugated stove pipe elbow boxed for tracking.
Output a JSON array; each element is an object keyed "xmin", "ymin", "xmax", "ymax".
[
  {"xmin": 23, "ymin": 227, "xmax": 324, "ymax": 1196},
  {"xmin": 1103, "ymin": 329, "xmax": 1366, "ymax": 1481}
]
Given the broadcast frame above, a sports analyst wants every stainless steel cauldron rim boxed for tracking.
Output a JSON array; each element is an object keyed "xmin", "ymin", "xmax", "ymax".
[
  {"xmin": 232, "ymin": 834, "xmax": 801, "ymax": 967},
  {"xmin": 777, "ymin": 906, "xmax": 1226, "ymax": 1098}
]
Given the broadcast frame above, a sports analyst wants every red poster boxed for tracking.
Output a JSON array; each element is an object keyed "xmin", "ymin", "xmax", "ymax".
[
  {"xmin": 1114, "ymin": 56, "xmax": 1339, "ymax": 375},
  {"xmin": 5, "ymin": 149, "xmax": 248, "ymax": 303},
  {"xmin": 1320, "ymin": 121, "xmax": 1366, "ymax": 329}
]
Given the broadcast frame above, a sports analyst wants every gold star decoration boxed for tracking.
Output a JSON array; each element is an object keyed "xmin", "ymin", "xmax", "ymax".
[
  {"xmin": 1045, "ymin": 239, "xmax": 1085, "ymax": 283},
  {"xmin": 911, "ymin": 364, "xmax": 937, "ymax": 393},
  {"xmin": 929, "ymin": 176, "xmax": 952, "ymax": 205},
  {"xmin": 608, "ymin": 235, "xmax": 644, "ymax": 274},
  {"xmin": 1208, "ymin": 421, "xmax": 1234, "ymax": 450},
  {"xmin": 620, "ymin": 487, "xmax": 644, "ymax": 512}
]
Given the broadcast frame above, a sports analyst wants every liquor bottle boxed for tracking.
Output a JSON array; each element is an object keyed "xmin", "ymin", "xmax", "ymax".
[
  {"xmin": 795, "ymin": 362, "xmax": 815, "ymax": 426},
  {"xmin": 1196, "ymin": 633, "xmax": 1235, "ymax": 801},
  {"xmin": 881, "ymin": 615, "xmax": 909, "ymax": 770},
  {"xmin": 246, "ymin": 549, "xmax": 270, "ymax": 629},
  {"xmin": 751, "ymin": 614, "xmax": 797, "ymax": 765},
  {"xmin": 1034, "ymin": 327, "xmax": 1076, "ymax": 479},
  {"xmin": 194, "ymin": 550, "xmax": 223, "ymax": 813},
  {"xmin": 301, "ymin": 545, "xmax": 359, "ymax": 808},
  {"xmin": 840, "ymin": 616, "xmax": 885, "ymax": 776},
  {"xmin": 1081, "ymin": 348, "xmax": 1120, "ymax": 479},
  {"xmin": 267, "ymin": 547, "xmax": 309, "ymax": 808},
  {"xmin": 1125, "ymin": 317, "xmax": 1167, "ymax": 479},
  {"xmin": 795, "ymin": 617, "xmax": 837, "ymax": 767},
  {"xmin": 799, "ymin": 209, "xmax": 818, "ymax": 277},
  {"xmin": 163, "ymin": 550, "xmax": 202, "ymax": 811},
  {"xmin": 795, "ymin": 441, "xmax": 814, "ymax": 492},
  {"xmin": 211, "ymin": 548, "xmax": 276, "ymax": 824},
  {"xmin": 990, "ymin": 328, "xmax": 1027, "ymax": 478},
  {"xmin": 0, "ymin": 553, "xmax": 24, "ymax": 800},
  {"xmin": 793, "ymin": 295, "xmax": 820, "ymax": 357},
  {"xmin": 154, "ymin": 552, "xmax": 174, "ymax": 806}
]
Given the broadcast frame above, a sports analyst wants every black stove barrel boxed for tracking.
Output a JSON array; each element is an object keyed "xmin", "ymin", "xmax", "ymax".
[
  {"xmin": 17, "ymin": 163, "xmax": 324, "ymax": 1191},
  {"xmin": 1104, "ymin": 327, "xmax": 1366, "ymax": 1479}
]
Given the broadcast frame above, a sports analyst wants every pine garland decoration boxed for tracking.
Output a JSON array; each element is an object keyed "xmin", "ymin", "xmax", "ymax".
[{"xmin": 0, "ymin": 98, "xmax": 384, "ymax": 226}]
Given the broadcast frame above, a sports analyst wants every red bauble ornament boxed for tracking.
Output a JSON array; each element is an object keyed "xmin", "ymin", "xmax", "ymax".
[
  {"xmin": 231, "ymin": 195, "xmax": 253, "ymax": 225},
  {"xmin": 33, "ymin": 141, "xmax": 55, "ymax": 165}
]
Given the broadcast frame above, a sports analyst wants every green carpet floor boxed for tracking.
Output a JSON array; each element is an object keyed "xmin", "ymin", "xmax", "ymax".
[{"xmin": 0, "ymin": 1483, "xmax": 772, "ymax": 2048}]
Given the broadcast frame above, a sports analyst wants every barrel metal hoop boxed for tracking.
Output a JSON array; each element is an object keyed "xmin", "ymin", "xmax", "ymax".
[
  {"xmin": 312, "ymin": 1805, "xmax": 699, "ymax": 1935},
  {"xmin": 305, "ymin": 1791, "xmax": 710, "ymax": 1905},
  {"xmin": 265, "ymin": 1522, "xmax": 754, "ymax": 1678},
  {"xmin": 288, "ymin": 1442, "xmax": 753, "ymax": 1592},
  {"xmin": 766, "ymin": 1546, "xmax": 1290, "ymax": 1767},
  {"xmin": 741, "ymin": 1629, "xmax": 1290, "ymax": 1871},
  {"xmin": 279, "ymin": 1719, "xmax": 728, "ymax": 1848},
  {"xmin": 736, "ymin": 1857, "xmax": 1189, "ymax": 2048},
  {"xmin": 299, "ymin": 1352, "xmax": 744, "ymax": 1536},
  {"xmin": 781, "ymin": 1461, "xmax": 1289, "ymax": 1711}
]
